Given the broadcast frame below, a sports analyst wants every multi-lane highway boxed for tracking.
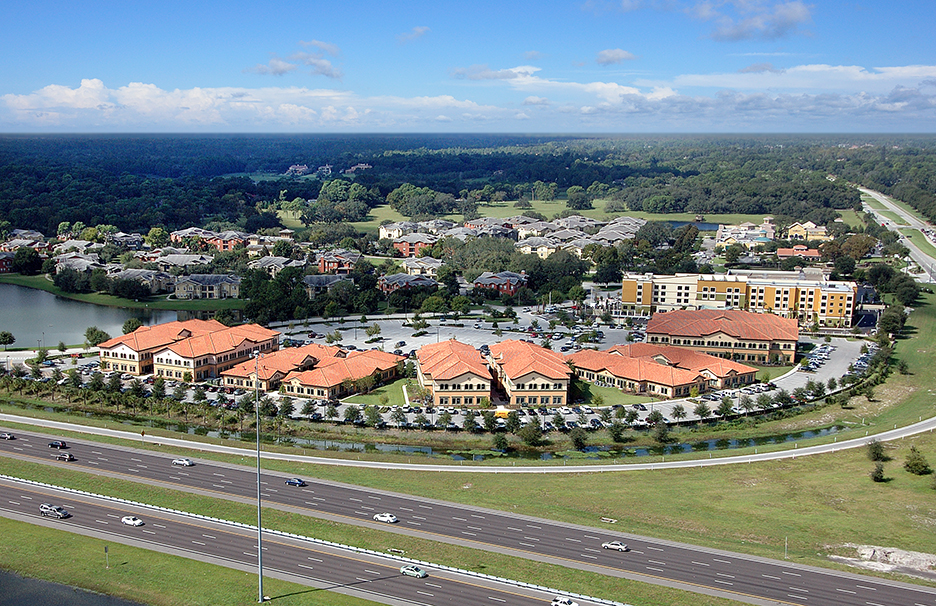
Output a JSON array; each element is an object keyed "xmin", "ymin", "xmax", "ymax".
[
  {"xmin": 2, "ymin": 427, "xmax": 935, "ymax": 606},
  {"xmin": 0, "ymin": 477, "xmax": 581, "ymax": 606}
]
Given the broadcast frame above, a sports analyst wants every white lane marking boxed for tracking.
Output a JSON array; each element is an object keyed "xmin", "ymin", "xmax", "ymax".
[
  {"xmin": 130, "ymin": 458, "xmax": 142, "ymax": 462},
  {"xmin": 7, "ymin": 500, "xmax": 19, "ymax": 505},
  {"xmin": 212, "ymin": 484, "xmax": 226, "ymax": 489},
  {"xmin": 212, "ymin": 472, "xmax": 225, "ymax": 477},
  {"xmin": 583, "ymin": 548, "xmax": 600, "ymax": 553},
  {"xmin": 452, "ymin": 516, "xmax": 466, "ymax": 521},
  {"xmin": 565, "ymin": 538, "xmax": 581, "ymax": 543},
  {"xmin": 349, "ymin": 498, "xmax": 362, "ymax": 502},
  {"xmin": 304, "ymin": 501, "xmax": 318, "ymax": 506},
  {"xmin": 519, "ymin": 542, "xmax": 536, "ymax": 547},
  {"xmin": 855, "ymin": 585, "xmax": 876, "ymax": 591},
  {"xmin": 367, "ymin": 495, "xmax": 380, "ymax": 499},
  {"xmin": 717, "ymin": 573, "xmax": 735, "ymax": 579},
  {"xmin": 88, "ymin": 461, "xmax": 99, "ymax": 465},
  {"xmin": 523, "ymin": 537, "xmax": 539, "ymax": 542},
  {"xmin": 426, "ymin": 583, "xmax": 442, "ymax": 589},
  {"xmin": 788, "ymin": 587, "xmax": 808, "ymax": 592},
  {"xmin": 692, "ymin": 561, "xmax": 710, "ymax": 566},
  {"xmin": 126, "ymin": 468, "xmax": 139, "ymax": 473},
  {"xmin": 192, "ymin": 540, "xmax": 206, "ymax": 546},
  {"xmin": 168, "ymin": 476, "xmax": 179, "ymax": 480},
  {"xmin": 762, "ymin": 574, "xmax": 781, "ymax": 580},
  {"xmin": 471, "ymin": 514, "xmax": 485, "ymax": 519},
  {"xmin": 177, "ymin": 472, "xmax": 189, "ymax": 476},
  {"xmin": 647, "ymin": 546, "xmax": 664, "ymax": 551},
  {"xmin": 19, "ymin": 495, "xmax": 32, "ymax": 500},
  {"xmin": 142, "ymin": 530, "xmax": 156, "ymax": 535},
  {"xmin": 487, "ymin": 598, "xmax": 505, "ymax": 603},
  {"xmin": 462, "ymin": 531, "xmax": 476, "ymax": 536},
  {"xmin": 581, "ymin": 554, "xmax": 597, "ymax": 559},
  {"xmin": 419, "ymin": 505, "xmax": 432, "ymax": 509},
  {"xmin": 153, "ymin": 524, "xmax": 166, "ymax": 529},
  {"xmin": 648, "ymin": 559, "xmax": 665, "ymax": 565},
  {"xmin": 630, "ymin": 550, "xmax": 644, "ymax": 554},
  {"xmin": 399, "ymin": 507, "xmax": 413, "ymax": 511},
  {"xmin": 507, "ymin": 527, "xmax": 522, "ymax": 532},
  {"xmin": 136, "ymin": 465, "xmax": 148, "ymax": 469},
  {"xmin": 307, "ymin": 557, "xmax": 322, "ymax": 562},
  {"xmin": 712, "ymin": 557, "xmax": 730, "ymax": 564},
  {"xmin": 467, "ymin": 526, "xmax": 483, "ymax": 531},
  {"xmin": 297, "ymin": 563, "xmax": 314, "ymax": 570},
  {"xmin": 91, "ymin": 451, "xmax": 102, "ymax": 454},
  {"xmin": 786, "ymin": 595, "xmax": 806, "ymax": 600},
  {"xmin": 583, "ymin": 535, "xmax": 601, "ymax": 540},
  {"xmin": 243, "ymin": 552, "xmax": 255, "ymax": 557},
  {"xmin": 364, "ymin": 569, "xmax": 380, "ymax": 575},
  {"xmin": 354, "ymin": 577, "xmax": 370, "ymax": 583},
  {"xmin": 647, "ymin": 566, "xmax": 664, "ymax": 572},
  {"xmin": 865, "ymin": 602, "xmax": 885, "ymax": 606},
  {"xmin": 312, "ymin": 496, "xmax": 325, "ymax": 501},
  {"xmin": 12, "ymin": 447, "xmax": 22, "ymax": 451},
  {"xmin": 361, "ymin": 506, "xmax": 374, "ymax": 511},
  {"xmin": 406, "ymin": 521, "xmax": 421, "ymax": 526},
  {"xmin": 413, "ymin": 516, "xmax": 426, "ymax": 520},
  {"xmin": 417, "ymin": 591, "xmax": 434, "ymax": 597},
  {"xmin": 526, "ymin": 524, "xmax": 541, "ymax": 529},
  {"xmin": 95, "ymin": 519, "xmax": 108, "ymax": 524},
  {"xmin": 302, "ymin": 488, "xmax": 315, "ymax": 493},
  {"xmin": 836, "ymin": 589, "xmax": 856, "ymax": 594},
  {"xmin": 106, "ymin": 514, "xmax": 119, "ymax": 518},
  {"xmin": 714, "ymin": 579, "xmax": 734, "ymax": 586},
  {"xmin": 783, "ymin": 571, "xmax": 801, "ymax": 577},
  {"xmin": 202, "ymin": 534, "xmax": 216, "ymax": 539},
  {"xmin": 217, "ymin": 480, "xmax": 232, "ymax": 484}
]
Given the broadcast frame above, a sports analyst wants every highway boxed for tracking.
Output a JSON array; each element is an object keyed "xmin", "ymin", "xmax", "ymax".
[
  {"xmin": 0, "ymin": 476, "xmax": 587, "ymax": 606},
  {"xmin": 3, "ymin": 427, "xmax": 936, "ymax": 606}
]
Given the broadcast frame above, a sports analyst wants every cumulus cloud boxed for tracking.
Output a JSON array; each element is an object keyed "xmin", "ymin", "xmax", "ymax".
[
  {"xmin": 689, "ymin": 1, "xmax": 813, "ymax": 41},
  {"xmin": 299, "ymin": 39, "xmax": 340, "ymax": 56},
  {"xmin": 246, "ymin": 57, "xmax": 298, "ymax": 76},
  {"xmin": 398, "ymin": 26, "xmax": 430, "ymax": 43},
  {"xmin": 523, "ymin": 96, "xmax": 550, "ymax": 105},
  {"xmin": 597, "ymin": 49, "xmax": 637, "ymax": 65},
  {"xmin": 738, "ymin": 62, "xmax": 784, "ymax": 74},
  {"xmin": 289, "ymin": 52, "xmax": 342, "ymax": 79},
  {"xmin": 451, "ymin": 65, "xmax": 539, "ymax": 80}
]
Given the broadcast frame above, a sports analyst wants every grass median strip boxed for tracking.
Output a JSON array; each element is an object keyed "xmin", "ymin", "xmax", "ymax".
[{"xmin": 0, "ymin": 457, "xmax": 750, "ymax": 606}]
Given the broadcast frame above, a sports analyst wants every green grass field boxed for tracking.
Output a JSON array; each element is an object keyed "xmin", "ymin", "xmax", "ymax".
[
  {"xmin": 898, "ymin": 228, "xmax": 936, "ymax": 260},
  {"xmin": 878, "ymin": 210, "xmax": 910, "ymax": 225}
]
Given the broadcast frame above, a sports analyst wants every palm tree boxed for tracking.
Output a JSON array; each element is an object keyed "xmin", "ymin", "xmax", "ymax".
[{"xmin": 671, "ymin": 403, "xmax": 687, "ymax": 423}]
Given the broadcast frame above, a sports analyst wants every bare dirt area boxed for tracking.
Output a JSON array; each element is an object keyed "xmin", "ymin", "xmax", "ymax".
[{"xmin": 829, "ymin": 544, "xmax": 936, "ymax": 581}]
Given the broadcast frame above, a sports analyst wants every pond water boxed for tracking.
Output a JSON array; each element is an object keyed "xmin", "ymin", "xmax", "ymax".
[
  {"xmin": 0, "ymin": 283, "xmax": 177, "ymax": 347},
  {"xmin": 0, "ymin": 570, "xmax": 146, "ymax": 606}
]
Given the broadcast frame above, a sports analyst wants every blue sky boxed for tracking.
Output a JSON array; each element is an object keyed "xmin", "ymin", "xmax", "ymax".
[{"xmin": 2, "ymin": 0, "xmax": 934, "ymax": 133}]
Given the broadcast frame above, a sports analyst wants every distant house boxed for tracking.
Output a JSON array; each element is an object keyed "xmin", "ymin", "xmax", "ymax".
[
  {"xmin": 109, "ymin": 268, "xmax": 176, "ymax": 294},
  {"xmin": 401, "ymin": 256, "xmax": 444, "ymax": 278},
  {"xmin": 317, "ymin": 249, "xmax": 361, "ymax": 274},
  {"xmin": 0, "ymin": 251, "xmax": 14, "ymax": 273},
  {"xmin": 107, "ymin": 231, "xmax": 145, "ymax": 250},
  {"xmin": 0, "ymin": 238, "xmax": 53, "ymax": 256},
  {"xmin": 378, "ymin": 273, "xmax": 438, "ymax": 294},
  {"xmin": 247, "ymin": 255, "xmax": 307, "ymax": 278},
  {"xmin": 302, "ymin": 274, "xmax": 352, "ymax": 299},
  {"xmin": 205, "ymin": 230, "xmax": 250, "ymax": 252},
  {"xmin": 174, "ymin": 274, "xmax": 241, "ymax": 299},
  {"xmin": 392, "ymin": 233, "xmax": 438, "ymax": 257},
  {"xmin": 776, "ymin": 245, "xmax": 821, "ymax": 260},
  {"xmin": 54, "ymin": 253, "xmax": 104, "ymax": 274},
  {"xmin": 155, "ymin": 254, "xmax": 214, "ymax": 271},
  {"xmin": 515, "ymin": 237, "xmax": 559, "ymax": 259},
  {"xmin": 786, "ymin": 221, "xmax": 831, "ymax": 242},
  {"xmin": 378, "ymin": 221, "xmax": 419, "ymax": 240},
  {"xmin": 473, "ymin": 271, "xmax": 527, "ymax": 296}
]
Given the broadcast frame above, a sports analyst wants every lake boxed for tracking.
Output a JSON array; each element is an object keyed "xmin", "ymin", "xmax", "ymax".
[
  {"xmin": 0, "ymin": 284, "xmax": 177, "ymax": 347},
  {"xmin": 0, "ymin": 570, "xmax": 146, "ymax": 606}
]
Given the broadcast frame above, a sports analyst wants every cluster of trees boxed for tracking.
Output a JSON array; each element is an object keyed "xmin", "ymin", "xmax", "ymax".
[{"xmin": 52, "ymin": 268, "xmax": 151, "ymax": 300}]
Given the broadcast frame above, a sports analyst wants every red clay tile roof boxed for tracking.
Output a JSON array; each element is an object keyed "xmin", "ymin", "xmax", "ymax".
[
  {"xmin": 98, "ymin": 319, "xmax": 226, "ymax": 352},
  {"xmin": 566, "ymin": 349, "xmax": 703, "ymax": 387},
  {"xmin": 220, "ymin": 345, "xmax": 324, "ymax": 380},
  {"xmin": 488, "ymin": 339, "xmax": 571, "ymax": 381},
  {"xmin": 163, "ymin": 324, "xmax": 280, "ymax": 358},
  {"xmin": 605, "ymin": 343, "xmax": 757, "ymax": 378},
  {"xmin": 417, "ymin": 339, "xmax": 490, "ymax": 381},
  {"xmin": 646, "ymin": 309, "xmax": 798, "ymax": 341},
  {"xmin": 283, "ymin": 350, "xmax": 405, "ymax": 389}
]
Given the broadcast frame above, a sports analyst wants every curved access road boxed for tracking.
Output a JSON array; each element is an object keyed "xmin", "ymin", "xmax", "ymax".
[
  {"xmin": 2, "ymin": 411, "xmax": 935, "ymax": 474},
  {"xmin": 3, "ymin": 425, "xmax": 936, "ymax": 606}
]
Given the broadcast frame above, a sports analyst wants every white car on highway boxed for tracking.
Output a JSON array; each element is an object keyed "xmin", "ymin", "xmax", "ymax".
[
  {"xmin": 121, "ymin": 515, "xmax": 144, "ymax": 526},
  {"xmin": 551, "ymin": 598, "xmax": 579, "ymax": 606},
  {"xmin": 373, "ymin": 512, "xmax": 398, "ymax": 523},
  {"xmin": 601, "ymin": 540, "xmax": 628, "ymax": 551},
  {"xmin": 171, "ymin": 457, "xmax": 194, "ymax": 466}
]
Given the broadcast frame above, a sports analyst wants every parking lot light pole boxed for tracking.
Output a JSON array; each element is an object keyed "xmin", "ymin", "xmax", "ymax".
[{"xmin": 253, "ymin": 350, "xmax": 264, "ymax": 602}]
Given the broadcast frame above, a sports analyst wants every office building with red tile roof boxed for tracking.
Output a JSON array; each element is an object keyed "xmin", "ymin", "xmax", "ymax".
[
  {"xmin": 151, "ymin": 323, "xmax": 280, "ymax": 381},
  {"xmin": 646, "ymin": 308, "xmax": 798, "ymax": 363},
  {"xmin": 220, "ymin": 344, "xmax": 326, "ymax": 392},
  {"xmin": 281, "ymin": 350, "xmax": 405, "ymax": 401},
  {"xmin": 98, "ymin": 319, "xmax": 229, "ymax": 376},
  {"xmin": 416, "ymin": 339, "xmax": 492, "ymax": 407},
  {"xmin": 487, "ymin": 339, "xmax": 571, "ymax": 407}
]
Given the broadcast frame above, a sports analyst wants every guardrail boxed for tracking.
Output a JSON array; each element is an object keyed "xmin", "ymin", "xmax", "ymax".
[{"xmin": 2, "ymin": 473, "xmax": 630, "ymax": 606}]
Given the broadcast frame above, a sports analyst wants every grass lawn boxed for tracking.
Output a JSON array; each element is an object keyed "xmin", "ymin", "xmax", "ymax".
[
  {"xmin": 861, "ymin": 194, "xmax": 887, "ymax": 210},
  {"xmin": 344, "ymin": 378, "xmax": 412, "ymax": 407},
  {"xmin": 0, "ymin": 517, "xmax": 380, "ymax": 606},
  {"xmin": 878, "ymin": 210, "xmax": 910, "ymax": 225},
  {"xmin": 898, "ymin": 228, "xmax": 936, "ymax": 260},
  {"xmin": 0, "ymin": 274, "xmax": 245, "ymax": 312},
  {"xmin": 836, "ymin": 209, "xmax": 864, "ymax": 228},
  {"xmin": 0, "ymin": 459, "xmax": 748, "ymax": 606}
]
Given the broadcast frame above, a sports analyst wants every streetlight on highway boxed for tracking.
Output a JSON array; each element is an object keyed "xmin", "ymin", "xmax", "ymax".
[{"xmin": 253, "ymin": 350, "xmax": 265, "ymax": 602}]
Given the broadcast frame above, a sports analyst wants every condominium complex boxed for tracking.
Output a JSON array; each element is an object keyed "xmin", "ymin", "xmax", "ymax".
[{"xmin": 620, "ymin": 268, "xmax": 857, "ymax": 327}]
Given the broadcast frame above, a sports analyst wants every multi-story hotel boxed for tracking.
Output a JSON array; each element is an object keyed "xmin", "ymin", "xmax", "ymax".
[{"xmin": 620, "ymin": 268, "xmax": 857, "ymax": 327}]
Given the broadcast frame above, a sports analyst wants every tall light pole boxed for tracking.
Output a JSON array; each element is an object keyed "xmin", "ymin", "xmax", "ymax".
[{"xmin": 253, "ymin": 350, "xmax": 264, "ymax": 602}]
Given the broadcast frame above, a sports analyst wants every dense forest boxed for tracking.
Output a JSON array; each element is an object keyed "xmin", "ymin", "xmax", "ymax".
[{"xmin": 2, "ymin": 134, "xmax": 936, "ymax": 236}]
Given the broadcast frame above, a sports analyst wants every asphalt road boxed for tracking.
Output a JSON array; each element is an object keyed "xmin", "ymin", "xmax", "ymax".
[
  {"xmin": 3, "ymin": 428, "xmax": 936, "ymax": 606},
  {"xmin": 0, "ymin": 477, "xmax": 581, "ymax": 606}
]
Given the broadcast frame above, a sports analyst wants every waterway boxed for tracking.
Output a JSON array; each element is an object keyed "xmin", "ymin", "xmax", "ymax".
[
  {"xmin": 0, "ymin": 284, "xmax": 177, "ymax": 347},
  {"xmin": 0, "ymin": 570, "xmax": 146, "ymax": 606}
]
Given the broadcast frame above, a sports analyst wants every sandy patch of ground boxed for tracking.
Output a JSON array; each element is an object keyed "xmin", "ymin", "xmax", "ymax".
[{"xmin": 828, "ymin": 543, "xmax": 936, "ymax": 581}]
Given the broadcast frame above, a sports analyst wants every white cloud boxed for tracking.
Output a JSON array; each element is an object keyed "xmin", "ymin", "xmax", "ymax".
[
  {"xmin": 523, "ymin": 96, "xmax": 550, "ymax": 105},
  {"xmin": 246, "ymin": 57, "xmax": 298, "ymax": 76},
  {"xmin": 524, "ymin": 51, "xmax": 544, "ymax": 61},
  {"xmin": 668, "ymin": 63, "xmax": 936, "ymax": 93},
  {"xmin": 597, "ymin": 49, "xmax": 637, "ymax": 65},
  {"xmin": 299, "ymin": 40, "xmax": 340, "ymax": 56},
  {"xmin": 738, "ymin": 62, "xmax": 784, "ymax": 74},
  {"xmin": 451, "ymin": 65, "xmax": 539, "ymax": 80},
  {"xmin": 289, "ymin": 52, "xmax": 342, "ymax": 79},
  {"xmin": 398, "ymin": 26, "xmax": 430, "ymax": 43}
]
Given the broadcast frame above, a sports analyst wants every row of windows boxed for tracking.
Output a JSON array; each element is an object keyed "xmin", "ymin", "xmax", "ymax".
[
  {"xmin": 515, "ymin": 382, "xmax": 563, "ymax": 390},
  {"xmin": 436, "ymin": 383, "xmax": 488, "ymax": 391},
  {"xmin": 515, "ymin": 395, "xmax": 564, "ymax": 405}
]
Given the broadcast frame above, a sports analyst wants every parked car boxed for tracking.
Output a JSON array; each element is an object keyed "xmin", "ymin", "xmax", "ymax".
[
  {"xmin": 48, "ymin": 440, "xmax": 67, "ymax": 449},
  {"xmin": 171, "ymin": 457, "xmax": 194, "ymax": 467},
  {"xmin": 601, "ymin": 540, "xmax": 628, "ymax": 551},
  {"xmin": 39, "ymin": 503, "xmax": 70, "ymax": 518},
  {"xmin": 400, "ymin": 565, "xmax": 427, "ymax": 578},
  {"xmin": 373, "ymin": 512, "xmax": 398, "ymax": 523},
  {"xmin": 284, "ymin": 478, "xmax": 306, "ymax": 487},
  {"xmin": 121, "ymin": 515, "xmax": 144, "ymax": 526}
]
